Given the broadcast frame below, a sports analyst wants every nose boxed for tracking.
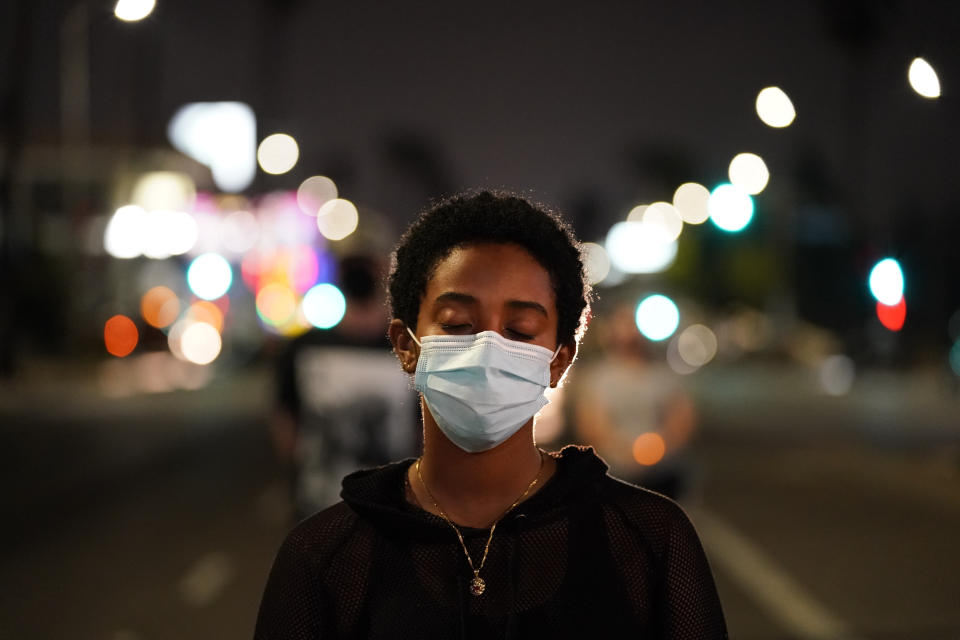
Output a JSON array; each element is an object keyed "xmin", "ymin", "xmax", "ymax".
[{"xmin": 474, "ymin": 313, "xmax": 506, "ymax": 338}]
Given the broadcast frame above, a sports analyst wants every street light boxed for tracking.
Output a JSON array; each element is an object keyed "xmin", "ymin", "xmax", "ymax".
[
  {"xmin": 908, "ymin": 57, "xmax": 941, "ymax": 99},
  {"xmin": 114, "ymin": 0, "xmax": 156, "ymax": 22}
]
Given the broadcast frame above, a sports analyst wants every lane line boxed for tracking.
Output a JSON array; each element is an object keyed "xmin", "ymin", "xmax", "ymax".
[
  {"xmin": 689, "ymin": 507, "xmax": 863, "ymax": 640},
  {"xmin": 178, "ymin": 551, "xmax": 236, "ymax": 608}
]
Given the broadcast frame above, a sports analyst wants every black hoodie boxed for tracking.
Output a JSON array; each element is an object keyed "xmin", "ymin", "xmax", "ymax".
[{"xmin": 254, "ymin": 445, "xmax": 727, "ymax": 639}]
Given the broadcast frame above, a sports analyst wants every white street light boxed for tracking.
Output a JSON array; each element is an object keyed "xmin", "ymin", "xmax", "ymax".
[
  {"xmin": 114, "ymin": 0, "xmax": 156, "ymax": 22},
  {"xmin": 908, "ymin": 57, "xmax": 941, "ymax": 99}
]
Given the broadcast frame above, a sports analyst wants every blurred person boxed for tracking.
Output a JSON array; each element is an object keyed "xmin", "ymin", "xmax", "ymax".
[
  {"xmin": 273, "ymin": 254, "xmax": 419, "ymax": 520},
  {"xmin": 567, "ymin": 306, "xmax": 698, "ymax": 499},
  {"xmin": 256, "ymin": 192, "xmax": 726, "ymax": 638}
]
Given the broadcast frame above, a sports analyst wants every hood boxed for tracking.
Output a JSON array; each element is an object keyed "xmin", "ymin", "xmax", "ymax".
[{"xmin": 340, "ymin": 445, "xmax": 609, "ymax": 541}]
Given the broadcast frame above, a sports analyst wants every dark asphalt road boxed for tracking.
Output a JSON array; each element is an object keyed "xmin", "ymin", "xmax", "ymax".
[{"xmin": 2, "ymin": 366, "xmax": 959, "ymax": 639}]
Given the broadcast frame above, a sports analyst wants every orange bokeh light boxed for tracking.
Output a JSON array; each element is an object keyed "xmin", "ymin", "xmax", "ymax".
[
  {"xmin": 256, "ymin": 282, "xmax": 297, "ymax": 326},
  {"xmin": 187, "ymin": 300, "xmax": 225, "ymax": 333},
  {"xmin": 140, "ymin": 286, "xmax": 180, "ymax": 329},
  {"xmin": 633, "ymin": 432, "xmax": 666, "ymax": 466},
  {"xmin": 104, "ymin": 315, "xmax": 139, "ymax": 357}
]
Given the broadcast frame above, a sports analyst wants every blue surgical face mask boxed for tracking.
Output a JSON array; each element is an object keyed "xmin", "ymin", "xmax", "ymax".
[{"xmin": 407, "ymin": 328, "xmax": 563, "ymax": 453}]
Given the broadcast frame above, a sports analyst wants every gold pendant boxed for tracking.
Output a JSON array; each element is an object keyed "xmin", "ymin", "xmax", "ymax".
[{"xmin": 469, "ymin": 575, "xmax": 486, "ymax": 596}]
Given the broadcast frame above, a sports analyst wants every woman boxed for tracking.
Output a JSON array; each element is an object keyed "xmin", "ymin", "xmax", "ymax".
[{"xmin": 254, "ymin": 191, "xmax": 728, "ymax": 639}]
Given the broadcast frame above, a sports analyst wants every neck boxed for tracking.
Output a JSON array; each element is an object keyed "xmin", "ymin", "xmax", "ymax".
[{"xmin": 413, "ymin": 399, "xmax": 549, "ymax": 528}]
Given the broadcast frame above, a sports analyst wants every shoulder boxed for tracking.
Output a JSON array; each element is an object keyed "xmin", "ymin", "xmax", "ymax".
[
  {"xmin": 256, "ymin": 503, "xmax": 366, "ymax": 637},
  {"xmin": 275, "ymin": 500, "xmax": 364, "ymax": 569},
  {"xmin": 598, "ymin": 474, "xmax": 701, "ymax": 557},
  {"xmin": 551, "ymin": 445, "xmax": 700, "ymax": 554}
]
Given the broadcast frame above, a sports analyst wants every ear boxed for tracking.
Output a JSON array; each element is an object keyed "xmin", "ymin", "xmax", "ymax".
[
  {"xmin": 389, "ymin": 318, "xmax": 420, "ymax": 374},
  {"xmin": 549, "ymin": 340, "xmax": 577, "ymax": 388}
]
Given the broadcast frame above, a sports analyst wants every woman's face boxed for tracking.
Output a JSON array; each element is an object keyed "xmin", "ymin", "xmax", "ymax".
[{"xmin": 415, "ymin": 242, "xmax": 559, "ymax": 351}]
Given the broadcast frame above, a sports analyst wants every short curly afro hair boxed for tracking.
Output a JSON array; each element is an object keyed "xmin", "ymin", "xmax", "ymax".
[{"xmin": 388, "ymin": 190, "xmax": 591, "ymax": 345}]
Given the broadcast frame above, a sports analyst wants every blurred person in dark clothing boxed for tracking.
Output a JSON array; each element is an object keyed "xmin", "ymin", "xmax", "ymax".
[
  {"xmin": 273, "ymin": 254, "xmax": 420, "ymax": 520},
  {"xmin": 257, "ymin": 192, "xmax": 727, "ymax": 638}
]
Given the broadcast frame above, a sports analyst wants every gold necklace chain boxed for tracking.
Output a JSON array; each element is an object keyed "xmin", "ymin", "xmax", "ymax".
[{"xmin": 415, "ymin": 450, "xmax": 545, "ymax": 597}]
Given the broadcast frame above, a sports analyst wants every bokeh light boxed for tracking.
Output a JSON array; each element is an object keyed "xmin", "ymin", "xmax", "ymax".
[
  {"xmin": 755, "ymin": 86, "xmax": 796, "ymax": 128},
  {"xmin": 104, "ymin": 315, "xmax": 139, "ymax": 357},
  {"xmin": 672, "ymin": 183, "xmax": 710, "ymax": 224},
  {"xmin": 256, "ymin": 283, "xmax": 298, "ymax": 326},
  {"xmin": 167, "ymin": 319, "xmax": 188, "ymax": 361},
  {"xmin": 635, "ymin": 294, "xmax": 680, "ymax": 341},
  {"xmin": 728, "ymin": 153, "xmax": 770, "ymax": 195},
  {"xmin": 240, "ymin": 252, "xmax": 267, "ymax": 292},
  {"xmin": 179, "ymin": 322, "xmax": 222, "ymax": 365},
  {"xmin": 626, "ymin": 205, "xmax": 648, "ymax": 222},
  {"xmin": 257, "ymin": 191, "xmax": 320, "ymax": 247},
  {"xmin": 581, "ymin": 242, "xmax": 611, "ymax": 284},
  {"xmin": 605, "ymin": 222, "xmax": 678, "ymax": 274},
  {"xmin": 167, "ymin": 102, "xmax": 257, "ymax": 193},
  {"xmin": 258, "ymin": 133, "xmax": 299, "ymax": 175},
  {"xmin": 642, "ymin": 202, "xmax": 684, "ymax": 242},
  {"xmin": 950, "ymin": 341, "xmax": 960, "ymax": 377},
  {"xmin": 219, "ymin": 210, "xmax": 260, "ymax": 254},
  {"xmin": 948, "ymin": 309, "xmax": 960, "ymax": 341},
  {"xmin": 908, "ymin": 57, "xmax": 941, "ymax": 99},
  {"xmin": 167, "ymin": 211, "xmax": 200, "ymax": 256},
  {"xmin": 114, "ymin": 0, "xmax": 155, "ymax": 21},
  {"xmin": 187, "ymin": 208, "xmax": 222, "ymax": 255},
  {"xmin": 270, "ymin": 309, "xmax": 313, "ymax": 338},
  {"xmin": 104, "ymin": 205, "xmax": 147, "ymax": 258},
  {"xmin": 302, "ymin": 283, "xmax": 347, "ymax": 329},
  {"xmin": 187, "ymin": 253, "xmax": 233, "ymax": 300},
  {"xmin": 297, "ymin": 176, "xmax": 338, "ymax": 215},
  {"xmin": 677, "ymin": 324, "xmax": 718, "ymax": 367},
  {"xmin": 130, "ymin": 172, "xmax": 195, "ymax": 212},
  {"xmin": 141, "ymin": 210, "xmax": 199, "ymax": 259},
  {"xmin": 187, "ymin": 300, "xmax": 225, "ymax": 333},
  {"xmin": 708, "ymin": 184, "xmax": 754, "ymax": 232},
  {"xmin": 140, "ymin": 286, "xmax": 180, "ymax": 329},
  {"xmin": 868, "ymin": 258, "xmax": 904, "ymax": 306},
  {"xmin": 104, "ymin": 206, "xmax": 199, "ymax": 260},
  {"xmin": 820, "ymin": 354, "xmax": 855, "ymax": 396},
  {"xmin": 287, "ymin": 246, "xmax": 321, "ymax": 294},
  {"xmin": 317, "ymin": 198, "xmax": 359, "ymax": 241},
  {"xmin": 876, "ymin": 298, "xmax": 907, "ymax": 332},
  {"xmin": 666, "ymin": 336, "xmax": 698, "ymax": 375},
  {"xmin": 633, "ymin": 432, "xmax": 666, "ymax": 466},
  {"xmin": 240, "ymin": 246, "xmax": 322, "ymax": 296}
]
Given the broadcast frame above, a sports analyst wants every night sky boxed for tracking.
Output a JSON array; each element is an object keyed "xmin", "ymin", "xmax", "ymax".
[{"xmin": 5, "ymin": 0, "xmax": 957, "ymax": 232}]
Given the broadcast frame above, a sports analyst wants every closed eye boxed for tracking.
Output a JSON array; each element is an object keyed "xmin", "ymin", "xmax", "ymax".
[
  {"xmin": 505, "ymin": 328, "xmax": 534, "ymax": 340},
  {"xmin": 441, "ymin": 323, "xmax": 472, "ymax": 332}
]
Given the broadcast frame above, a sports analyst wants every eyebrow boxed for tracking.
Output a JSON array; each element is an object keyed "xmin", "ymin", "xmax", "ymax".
[
  {"xmin": 505, "ymin": 299, "xmax": 548, "ymax": 317},
  {"xmin": 434, "ymin": 292, "xmax": 477, "ymax": 305},
  {"xmin": 433, "ymin": 292, "xmax": 548, "ymax": 317}
]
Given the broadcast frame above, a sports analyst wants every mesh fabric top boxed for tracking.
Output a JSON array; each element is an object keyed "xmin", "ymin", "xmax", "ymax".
[{"xmin": 255, "ymin": 445, "xmax": 727, "ymax": 639}]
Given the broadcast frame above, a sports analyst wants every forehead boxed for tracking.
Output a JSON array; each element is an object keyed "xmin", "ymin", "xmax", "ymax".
[{"xmin": 425, "ymin": 242, "xmax": 555, "ymax": 307}]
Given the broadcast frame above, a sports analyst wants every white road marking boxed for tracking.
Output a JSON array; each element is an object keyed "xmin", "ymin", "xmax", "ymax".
[
  {"xmin": 178, "ymin": 551, "xmax": 236, "ymax": 608},
  {"xmin": 690, "ymin": 508, "xmax": 863, "ymax": 640}
]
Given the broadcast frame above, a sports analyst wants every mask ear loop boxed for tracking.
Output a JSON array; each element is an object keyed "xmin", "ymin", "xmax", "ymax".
[
  {"xmin": 550, "ymin": 342, "xmax": 565, "ymax": 362},
  {"xmin": 406, "ymin": 326, "xmax": 422, "ymax": 347}
]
